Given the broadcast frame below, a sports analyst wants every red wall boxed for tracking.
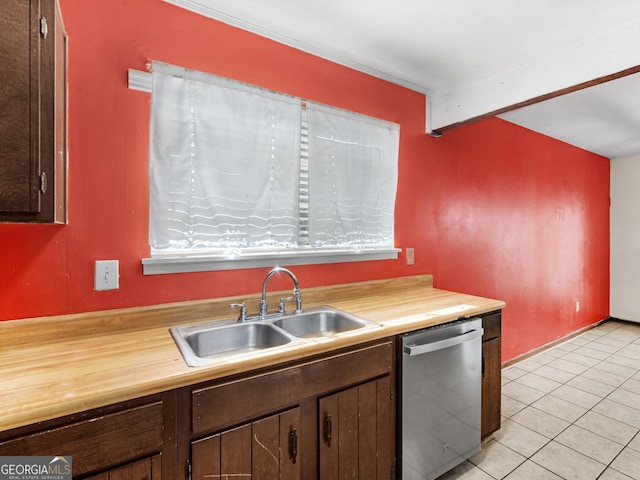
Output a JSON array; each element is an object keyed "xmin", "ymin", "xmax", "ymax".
[
  {"xmin": 426, "ymin": 121, "xmax": 610, "ymax": 359},
  {"xmin": 0, "ymin": 0, "xmax": 610, "ymax": 361}
]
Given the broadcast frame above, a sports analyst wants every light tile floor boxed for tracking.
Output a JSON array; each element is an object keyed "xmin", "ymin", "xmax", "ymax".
[{"xmin": 438, "ymin": 320, "xmax": 640, "ymax": 480}]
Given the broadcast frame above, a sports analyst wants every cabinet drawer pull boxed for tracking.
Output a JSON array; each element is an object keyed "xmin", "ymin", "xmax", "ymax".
[
  {"xmin": 289, "ymin": 427, "xmax": 298, "ymax": 464},
  {"xmin": 324, "ymin": 414, "xmax": 332, "ymax": 446}
]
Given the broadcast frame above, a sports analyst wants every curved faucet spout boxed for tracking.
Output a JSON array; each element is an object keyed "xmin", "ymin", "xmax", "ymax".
[{"xmin": 259, "ymin": 267, "xmax": 302, "ymax": 317}]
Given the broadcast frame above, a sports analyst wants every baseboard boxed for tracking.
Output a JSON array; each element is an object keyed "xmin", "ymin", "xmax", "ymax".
[
  {"xmin": 609, "ymin": 316, "xmax": 640, "ymax": 325},
  {"xmin": 502, "ymin": 317, "xmax": 612, "ymax": 368}
]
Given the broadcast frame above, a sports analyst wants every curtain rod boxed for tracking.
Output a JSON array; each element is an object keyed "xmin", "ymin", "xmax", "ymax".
[{"xmin": 128, "ymin": 69, "xmax": 152, "ymax": 93}]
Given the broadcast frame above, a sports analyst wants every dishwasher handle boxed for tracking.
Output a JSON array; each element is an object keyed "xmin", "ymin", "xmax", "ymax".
[{"xmin": 404, "ymin": 327, "xmax": 484, "ymax": 356}]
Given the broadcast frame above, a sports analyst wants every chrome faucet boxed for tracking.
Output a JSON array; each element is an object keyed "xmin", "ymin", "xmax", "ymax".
[{"xmin": 259, "ymin": 267, "xmax": 302, "ymax": 318}]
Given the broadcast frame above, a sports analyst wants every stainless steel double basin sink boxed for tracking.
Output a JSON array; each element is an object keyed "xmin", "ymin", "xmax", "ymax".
[{"xmin": 170, "ymin": 306, "xmax": 380, "ymax": 367}]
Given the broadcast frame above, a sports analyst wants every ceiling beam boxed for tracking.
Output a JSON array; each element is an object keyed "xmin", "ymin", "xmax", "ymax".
[
  {"xmin": 428, "ymin": 18, "xmax": 640, "ymax": 133},
  {"xmin": 434, "ymin": 64, "xmax": 640, "ymax": 133}
]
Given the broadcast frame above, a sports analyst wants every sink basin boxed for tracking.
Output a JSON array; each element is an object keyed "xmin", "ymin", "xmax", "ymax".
[
  {"xmin": 171, "ymin": 322, "xmax": 293, "ymax": 366},
  {"xmin": 170, "ymin": 306, "xmax": 379, "ymax": 366},
  {"xmin": 273, "ymin": 307, "xmax": 374, "ymax": 338}
]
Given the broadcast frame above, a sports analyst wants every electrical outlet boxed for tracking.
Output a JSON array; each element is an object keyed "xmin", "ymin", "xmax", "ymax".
[
  {"xmin": 576, "ymin": 301, "xmax": 580, "ymax": 312},
  {"xmin": 95, "ymin": 260, "xmax": 119, "ymax": 291},
  {"xmin": 406, "ymin": 247, "xmax": 415, "ymax": 265}
]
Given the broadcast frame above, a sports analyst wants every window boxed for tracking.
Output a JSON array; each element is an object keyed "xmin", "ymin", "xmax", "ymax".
[{"xmin": 143, "ymin": 62, "xmax": 400, "ymax": 274}]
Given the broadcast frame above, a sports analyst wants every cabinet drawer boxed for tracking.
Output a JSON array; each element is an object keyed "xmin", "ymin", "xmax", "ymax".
[
  {"xmin": 482, "ymin": 312, "xmax": 501, "ymax": 341},
  {"xmin": 192, "ymin": 340, "xmax": 393, "ymax": 435},
  {"xmin": 0, "ymin": 402, "xmax": 163, "ymax": 477}
]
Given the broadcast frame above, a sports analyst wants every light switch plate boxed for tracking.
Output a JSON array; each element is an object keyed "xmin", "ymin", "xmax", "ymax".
[{"xmin": 95, "ymin": 260, "xmax": 119, "ymax": 291}]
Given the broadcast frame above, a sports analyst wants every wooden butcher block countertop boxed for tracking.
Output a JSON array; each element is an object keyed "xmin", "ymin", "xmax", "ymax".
[{"xmin": 0, "ymin": 274, "xmax": 504, "ymax": 432}]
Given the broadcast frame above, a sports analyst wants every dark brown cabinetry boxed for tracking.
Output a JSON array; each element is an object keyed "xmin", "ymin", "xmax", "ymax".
[
  {"xmin": 319, "ymin": 377, "xmax": 394, "ymax": 480},
  {"xmin": 0, "ymin": 394, "xmax": 170, "ymax": 479},
  {"xmin": 83, "ymin": 456, "xmax": 162, "ymax": 480},
  {"xmin": 185, "ymin": 339, "xmax": 395, "ymax": 480},
  {"xmin": 481, "ymin": 311, "xmax": 502, "ymax": 439},
  {"xmin": 191, "ymin": 408, "xmax": 300, "ymax": 480},
  {"xmin": 0, "ymin": 0, "xmax": 66, "ymax": 223}
]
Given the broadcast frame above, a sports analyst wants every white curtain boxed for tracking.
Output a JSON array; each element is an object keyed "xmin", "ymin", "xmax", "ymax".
[
  {"xmin": 306, "ymin": 102, "xmax": 399, "ymax": 248},
  {"xmin": 148, "ymin": 62, "xmax": 301, "ymax": 251}
]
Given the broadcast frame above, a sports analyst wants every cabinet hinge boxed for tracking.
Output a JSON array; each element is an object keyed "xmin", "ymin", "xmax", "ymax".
[
  {"xmin": 40, "ymin": 16, "xmax": 48, "ymax": 39},
  {"xmin": 39, "ymin": 172, "xmax": 47, "ymax": 194}
]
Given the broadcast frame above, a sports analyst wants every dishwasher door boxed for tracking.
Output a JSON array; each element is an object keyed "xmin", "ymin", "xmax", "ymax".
[{"xmin": 399, "ymin": 318, "xmax": 484, "ymax": 480}]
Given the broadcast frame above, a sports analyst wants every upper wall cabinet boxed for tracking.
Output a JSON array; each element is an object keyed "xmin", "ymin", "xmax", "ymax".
[{"xmin": 0, "ymin": 0, "xmax": 66, "ymax": 223}]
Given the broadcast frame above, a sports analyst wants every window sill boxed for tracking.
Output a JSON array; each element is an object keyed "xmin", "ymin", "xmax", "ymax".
[{"xmin": 142, "ymin": 248, "xmax": 400, "ymax": 275}]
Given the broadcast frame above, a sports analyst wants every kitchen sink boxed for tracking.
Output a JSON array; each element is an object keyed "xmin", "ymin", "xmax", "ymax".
[
  {"xmin": 272, "ymin": 308, "xmax": 373, "ymax": 338},
  {"xmin": 171, "ymin": 322, "xmax": 294, "ymax": 366},
  {"xmin": 170, "ymin": 306, "xmax": 379, "ymax": 367}
]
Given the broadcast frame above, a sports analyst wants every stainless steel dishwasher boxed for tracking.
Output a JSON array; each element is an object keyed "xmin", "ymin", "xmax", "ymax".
[{"xmin": 398, "ymin": 318, "xmax": 484, "ymax": 480}]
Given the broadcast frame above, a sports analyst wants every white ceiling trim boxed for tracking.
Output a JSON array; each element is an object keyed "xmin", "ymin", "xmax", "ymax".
[{"xmin": 164, "ymin": 0, "xmax": 430, "ymax": 95}]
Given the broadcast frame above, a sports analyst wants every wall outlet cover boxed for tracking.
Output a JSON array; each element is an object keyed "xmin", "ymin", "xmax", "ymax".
[{"xmin": 406, "ymin": 247, "xmax": 415, "ymax": 265}]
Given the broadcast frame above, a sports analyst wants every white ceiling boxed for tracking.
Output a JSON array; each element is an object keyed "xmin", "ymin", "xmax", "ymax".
[
  {"xmin": 499, "ymin": 73, "xmax": 640, "ymax": 159},
  {"xmin": 167, "ymin": 0, "xmax": 640, "ymax": 159}
]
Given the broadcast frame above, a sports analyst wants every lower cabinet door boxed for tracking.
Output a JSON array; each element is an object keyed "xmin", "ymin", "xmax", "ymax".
[
  {"xmin": 319, "ymin": 376, "xmax": 394, "ymax": 480},
  {"xmin": 191, "ymin": 407, "xmax": 300, "ymax": 480},
  {"xmin": 83, "ymin": 455, "xmax": 161, "ymax": 480},
  {"xmin": 481, "ymin": 336, "xmax": 502, "ymax": 439}
]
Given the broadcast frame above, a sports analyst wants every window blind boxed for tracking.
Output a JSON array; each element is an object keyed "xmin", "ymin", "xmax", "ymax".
[
  {"xmin": 147, "ymin": 61, "xmax": 400, "ymax": 269},
  {"xmin": 149, "ymin": 61, "xmax": 301, "ymax": 251},
  {"xmin": 306, "ymin": 101, "xmax": 399, "ymax": 248}
]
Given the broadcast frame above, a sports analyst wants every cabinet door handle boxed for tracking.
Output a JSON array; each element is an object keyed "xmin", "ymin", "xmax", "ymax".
[
  {"xmin": 39, "ymin": 172, "xmax": 48, "ymax": 194},
  {"xmin": 185, "ymin": 459, "xmax": 192, "ymax": 480},
  {"xmin": 289, "ymin": 427, "xmax": 298, "ymax": 464},
  {"xmin": 40, "ymin": 17, "xmax": 48, "ymax": 39},
  {"xmin": 324, "ymin": 414, "xmax": 332, "ymax": 446}
]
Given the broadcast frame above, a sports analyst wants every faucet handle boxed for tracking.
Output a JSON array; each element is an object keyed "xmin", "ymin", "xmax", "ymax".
[
  {"xmin": 293, "ymin": 287, "xmax": 302, "ymax": 313},
  {"xmin": 278, "ymin": 297, "xmax": 294, "ymax": 314},
  {"xmin": 230, "ymin": 303, "xmax": 247, "ymax": 322}
]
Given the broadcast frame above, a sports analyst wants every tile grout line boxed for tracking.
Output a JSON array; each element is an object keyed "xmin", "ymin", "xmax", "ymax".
[
  {"xmin": 440, "ymin": 321, "xmax": 640, "ymax": 480},
  {"xmin": 493, "ymin": 321, "xmax": 640, "ymax": 480}
]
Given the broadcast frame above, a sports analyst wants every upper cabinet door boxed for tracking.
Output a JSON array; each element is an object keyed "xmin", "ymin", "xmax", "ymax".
[{"xmin": 0, "ymin": 0, "xmax": 66, "ymax": 223}]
